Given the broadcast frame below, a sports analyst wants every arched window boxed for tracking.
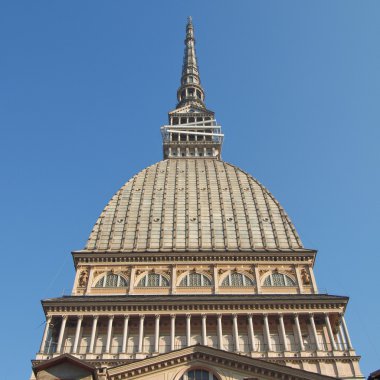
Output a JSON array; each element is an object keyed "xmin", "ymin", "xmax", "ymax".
[
  {"xmin": 221, "ymin": 272, "xmax": 255, "ymax": 287},
  {"xmin": 179, "ymin": 272, "xmax": 212, "ymax": 287},
  {"xmin": 180, "ymin": 369, "xmax": 218, "ymax": 380},
  {"xmin": 94, "ymin": 273, "xmax": 128, "ymax": 288},
  {"xmin": 263, "ymin": 272, "xmax": 296, "ymax": 287},
  {"xmin": 137, "ymin": 273, "xmax": 169, "ymax": 287}
]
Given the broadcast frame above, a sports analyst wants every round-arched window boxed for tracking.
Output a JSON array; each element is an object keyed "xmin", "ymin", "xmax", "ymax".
[
  {"xmin": 94, "ymin": 273, "xmax": 128, "ymax": 288},
  {"xmin": 179, "ymin": 272, "xmax": 212, "ymax": 287},
  {"xmin": 180, "ymin": 369, "xmax": 218, "ymax": 380},
  {"xmin": 263, "ymin": 272, "xmax": 296, "ymax": 287},
  {"xmin": 221, "ymin": 272, "xmax": 255, "ymax": 287},
  {"xmin": 137, "ymin": 273, "xmax": 169, "ymax": 287}
]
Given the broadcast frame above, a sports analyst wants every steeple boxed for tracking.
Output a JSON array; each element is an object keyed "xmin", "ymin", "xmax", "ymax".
[
  {"xmin": 161, "ymin": 17, "xmax": 224, "ymax": 160},
  {"xmin": 176, "ymin": 16, "xmax": 206, "ymax": 109}
]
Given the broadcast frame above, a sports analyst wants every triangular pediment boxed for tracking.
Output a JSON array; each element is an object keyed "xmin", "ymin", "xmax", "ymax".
[
  {"xmin": 33, "ymin": 353, "xmax": 97, "ymax": 379},
  {"xmin": 107, "ymin": 345, "xmax": 337, "ymax": 380}
]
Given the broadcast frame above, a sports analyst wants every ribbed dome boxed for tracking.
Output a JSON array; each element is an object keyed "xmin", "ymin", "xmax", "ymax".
[{"xmin": 85, "ymin": 159, "xmax": 302, "ymax": 252}]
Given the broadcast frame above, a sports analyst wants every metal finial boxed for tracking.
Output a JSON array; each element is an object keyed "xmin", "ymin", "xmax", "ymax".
[{"xmin": 187, "ymin": 16, "xmax": 192, "ymax": 25}]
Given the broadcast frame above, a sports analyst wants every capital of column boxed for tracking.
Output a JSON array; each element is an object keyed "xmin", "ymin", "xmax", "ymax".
[
  {"xmin": 186, "ymin": 314, "xmax": 191, "ymax": 319},
  {"xmin": 155, "ymin": 314, "xmax": 160, "ymax": 319},
  {"xmin": 123, "ymin": 314, "xmax": 130, "ymax": 320},
  {"xmin": 93, "ymin": 315, "xmax": 99, "ymax": 321},
  {"xmin": 108, "ymin": 315, "xmax": 114, "ymax": 320},
  {"xmin": 77, "ymin": 315, "xmax": 84, "ymax": 321},
  {"xmin": 62, "ymin": 315, "xmax": 68, "ymax": 321},
  {"xmin": 201, "ymin": 313, "xmax": 207, "ymax": 319},
  {"xmin": 139, "ymin": 314, "xmax": 145, "ymax": 320},
  {"xmin": 170, "ymin": 314, "xmax": 176, "ymax": 319}
]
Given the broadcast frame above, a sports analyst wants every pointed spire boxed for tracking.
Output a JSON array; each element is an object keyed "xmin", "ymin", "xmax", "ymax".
[
  {"xmin": 176, "ymin": 16, "xmax": 206, "ymax": 109},
  {"xmin": 161, "ymin": 18, "xmax": 224, "ymax": 160}
]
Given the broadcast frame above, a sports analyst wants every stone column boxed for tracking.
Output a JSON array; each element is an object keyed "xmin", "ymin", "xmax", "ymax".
[
  {"xmin": 201, "ymin": 314, "xmax": 207, "ymax": 345},
  {"xmin": 263, "ymin": 314, "xmax": 272, "ymax": 351},
  {"xmin": 105, "ymin": 316, "xmax": 114, "ymax": 353},
  {"xmin": 232, "ymin": 314, "xmax": 240, "ymax": 352},
  {"xmin": 57, "ymin": 315, "xmax": 68, "ymax": 353},
  {"xmin": 294, "ymin": 314, "xmax": 304, "ymax": 351},
  {"xmin": 324, "ymin": 314, "xmax": 336, "ymax": 351},
  {"xmin": 39, "ymin": 315, "xmax": 52, "ymax": 353},
  {"xmin": 338, "ymin": 325, "xmax": 345, "ymax": 350},
  {"xmin": 154, "ymin": 315, "xmax": 160, "ymax": 352},
  {"xmin": 341, "ymin": 316, "xmax": 353, "ymax": 350},
  {"xmin": 89, "ymin": 316, "xmax": 99, "ymax": 353},
  {"xmin": 73, "ymin": 316, "xmax": 83, "ymax": 353},
  {"xmin": 278, "ymin": 314, "xmax": 288, "ymax": 352},
  {"xmin": 122, "ymin": 315, "xmax": 129, "ymax": 353},
  {"xmin": 186, "ymin": 314, "xmax": 191, "ymax": 346},
  {"xmin": 217, "ymin": 314, "xmax": 223, "ymax": 349},
  {"xmin": 309, "ymin": 314, "xmax": 321, "ymax": 350},
  {"xmin": 247, "ymin": 314, "xmax": 255, "ymax": 352},
  {"xmin": 170, "ymin": 314, "xmax": 176, "ymax": 350},
  {"xmin": 138, "ymin": 315, "xmax": 145, "ymax": 353}
]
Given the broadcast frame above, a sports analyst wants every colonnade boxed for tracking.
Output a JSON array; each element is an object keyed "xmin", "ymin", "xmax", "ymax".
[{"xmin": 39, "ymin": 312, "xmax": 353, "ymax": 356}]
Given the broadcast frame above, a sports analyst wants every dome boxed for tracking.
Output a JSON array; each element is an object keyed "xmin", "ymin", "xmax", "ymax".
[{"xmin": 85, "ymin": 159, "xmax": 302, "ymax": 253}]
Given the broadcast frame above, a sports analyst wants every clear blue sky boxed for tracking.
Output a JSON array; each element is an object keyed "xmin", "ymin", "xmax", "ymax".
[{"xmin": 1, "ymin": 1, "xmax": 379, "ymax": 378}]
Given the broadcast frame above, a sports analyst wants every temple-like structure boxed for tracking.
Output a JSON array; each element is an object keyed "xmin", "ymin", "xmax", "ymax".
[{"xmin": 31, "ymin": 18, "xmax": 364, "ymax": 380}]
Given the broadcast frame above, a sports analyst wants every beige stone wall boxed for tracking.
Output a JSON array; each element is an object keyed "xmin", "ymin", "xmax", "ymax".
[{"xmin": 72, "ymin": 261, "xmax": 317, "ymax": 296}]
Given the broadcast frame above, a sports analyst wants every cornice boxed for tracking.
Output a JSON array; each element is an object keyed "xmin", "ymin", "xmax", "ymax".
[
  {"xmin": 41, "ymin": 294, "xmax": 348, "ymax": 314},
  {"xmin": 72, "ymin": 250, "xmax": 317, "ymax": 268}
]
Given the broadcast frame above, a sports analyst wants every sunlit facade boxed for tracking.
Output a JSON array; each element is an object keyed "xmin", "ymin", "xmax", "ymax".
[{"xmin": 31, "ymin": 18, "xmax": 363, "ymax": 380}]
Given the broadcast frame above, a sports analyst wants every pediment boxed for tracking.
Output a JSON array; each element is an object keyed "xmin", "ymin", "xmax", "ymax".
[
  {"xmin": 33, "ymin": 353, "xmax": 97, "ymax": 380},
  {"xmin": 107, "ymin": 345, "xmax": 336, "ymax": 380}
]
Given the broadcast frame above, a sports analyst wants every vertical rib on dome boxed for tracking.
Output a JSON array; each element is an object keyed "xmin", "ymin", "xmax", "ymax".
[{"xmin": 85, "ymin": 159, "xmax": 303, "ymax": 252}]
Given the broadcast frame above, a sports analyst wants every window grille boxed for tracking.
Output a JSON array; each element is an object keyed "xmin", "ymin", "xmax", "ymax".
[
  {"xmin": 221, "ymin": 272, "xmax": 255, "ymax": 287},
  {"xmin": 180, "ymin": 369, "xmax": 218, "ymax": 380},
  {"xmin": 179, "ymin": 272, "xmax": 212, "ymax": 287},
  {"xmin": 263, "ymin": 272, "xmax": 296, "ymax": 287},
  {"xmin": 94, "ymin": 273, "xmax": 128, "ymax": 288},
  {"xmin": 137, "ymin": 273, "xmax": 169, "ymax": 287}
]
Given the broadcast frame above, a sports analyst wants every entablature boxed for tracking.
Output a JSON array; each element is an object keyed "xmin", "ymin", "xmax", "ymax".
[
  {"xmin": 72, "ymin": 250, "xmax": 317, "ymax": 268},
  {"xmin": 42, "ymin": 294, "xmax": 348, "ymax": 315}
]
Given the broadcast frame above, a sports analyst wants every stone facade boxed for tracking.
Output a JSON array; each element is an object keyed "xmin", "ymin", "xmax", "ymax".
[{"xmin": 31, "ymin": 17, "xmax": 363, "ymax": 380}]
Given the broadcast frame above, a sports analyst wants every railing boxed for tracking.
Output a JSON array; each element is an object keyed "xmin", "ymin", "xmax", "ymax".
[{"xmin": 160, "ymin": 122, "xmax": 224, "ymax": 146}]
